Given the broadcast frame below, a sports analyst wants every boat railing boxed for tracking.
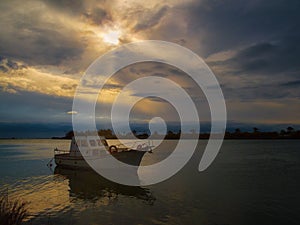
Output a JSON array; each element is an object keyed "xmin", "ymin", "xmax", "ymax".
[
  {"xmin": 54, "ymin": 148, "xmax": 69, "ymax": 155},
  {"xmin": 115, "ymin": 140, "xmax": 154, "ymax": 152}
]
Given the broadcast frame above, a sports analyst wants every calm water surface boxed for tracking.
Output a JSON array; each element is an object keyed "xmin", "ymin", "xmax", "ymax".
[{"xmin": 0, "ymin": 139, "xmax": 299, "ymax": 225}]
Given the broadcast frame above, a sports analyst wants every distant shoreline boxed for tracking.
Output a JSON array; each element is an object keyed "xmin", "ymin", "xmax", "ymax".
[
  {"xmin": 51, "ymin": 127, "xmax": 300, "ymax": 140},
  {"xmin": 1, "ymin": 127, "xmax": 300, "ymax": 140},
  {"xmin": 1, "ymin": 137, "xmax": 300, "ymax": 140}
]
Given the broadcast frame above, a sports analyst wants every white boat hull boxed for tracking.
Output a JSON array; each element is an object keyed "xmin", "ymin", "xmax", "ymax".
[{"xmin": 55, "ymin": 150, "xmax": 147, "ymax": 169}]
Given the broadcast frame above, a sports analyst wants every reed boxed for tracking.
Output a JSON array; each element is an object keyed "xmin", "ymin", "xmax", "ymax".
[{"xmin": 0, "ymin": 193, "xmax": 28, "ymax": 225}]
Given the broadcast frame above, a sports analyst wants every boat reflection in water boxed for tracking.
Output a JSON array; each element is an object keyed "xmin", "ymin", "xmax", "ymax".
[{"xmin": 54, "ymin": 166, "xmax": 156, "ymax": 205}]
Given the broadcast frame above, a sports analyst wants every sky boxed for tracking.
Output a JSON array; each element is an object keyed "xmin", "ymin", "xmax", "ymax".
[{"xmin": 0, "ymin": 0, "xmax": 300, "ymax": 137}]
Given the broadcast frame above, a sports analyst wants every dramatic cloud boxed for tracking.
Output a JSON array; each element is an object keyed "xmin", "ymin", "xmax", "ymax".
[
  {"xmin": 0, "ymin": 57, "xmax": 78, "ymax": 97},
  {"xmin": 0, "ymin": 2, "xmax": 84, "ymax": 66},
  {"xmin": 182, "ymin": 0, "xmax": 300, "ymax": 55},
  {"xmin": 0, "ymin": 0, "xmax": 300, "ymax": 128},
  {"xmin": 133, "ymin": 5, "xmax": 169, "ymax": 32},
  {"xmin": 210, "ymin": 37, "xmax": 300, "ymax": 76},
  {"xmin": 0, "ymin": 90, "xmax": 73, "ymax": 123}
]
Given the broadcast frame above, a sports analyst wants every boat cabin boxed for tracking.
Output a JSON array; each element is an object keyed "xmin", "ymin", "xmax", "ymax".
[{"xmin": 69, "ymin": 136, "xmax": 109, "ymax": 157}]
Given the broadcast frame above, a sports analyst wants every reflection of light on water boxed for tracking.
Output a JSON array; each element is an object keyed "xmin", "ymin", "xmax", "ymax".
[
  {"xmin": 0, "ymin": 139, "xmax": 71, "ymax": 161},
  {"xmin": 5, "ymin": 175, "xmax": 70, "ymax": 220},
  {"xmin": 1, "ymin": 172, "xmax": 137, "ymax": 222},
  {"xmin": 1, "ymin": 139, "xmax": 300, "ymax": 224}
]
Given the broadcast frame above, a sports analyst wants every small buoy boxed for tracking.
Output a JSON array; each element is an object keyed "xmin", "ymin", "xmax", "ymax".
[{"xmin": 109, "ymin": 145, "xmax": 118, "ymax": 153}]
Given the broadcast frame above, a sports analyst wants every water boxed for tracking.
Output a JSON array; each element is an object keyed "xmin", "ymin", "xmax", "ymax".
[{"xmin": 0, "ymin": 139, "xmax": 299, "ymax": 225}]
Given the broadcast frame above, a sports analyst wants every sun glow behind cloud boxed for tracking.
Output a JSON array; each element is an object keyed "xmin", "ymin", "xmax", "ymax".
[
  {"xmin": 0, "ymin": 0, "xmax": 300, "ymax": 125},
  {"xmin": 102, "ymin": 30, "xmax": 121, "ymax": 45}
]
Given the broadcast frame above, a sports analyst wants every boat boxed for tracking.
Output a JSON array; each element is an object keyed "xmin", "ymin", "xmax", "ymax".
[{"xmin": 54, "ymin": 136, "xmax": 153, "ymax": 169}]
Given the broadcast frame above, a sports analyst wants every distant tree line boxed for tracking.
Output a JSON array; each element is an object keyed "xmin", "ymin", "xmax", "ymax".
[
  {"xmin": 52, "ymin": 126, "xmax": 300, "ymax": 140},
  {"xmin": 223, "ymin": 126, "xmax": 300, "ymax": 139}
]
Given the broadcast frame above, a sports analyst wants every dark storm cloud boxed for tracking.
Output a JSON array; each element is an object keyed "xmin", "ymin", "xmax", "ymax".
[
  {"xmin": 222, "ymin": 85, "xmax": 292, "ymax": 101},
  {"xmin": 136, "ymin": 0, "xmax": 300, "ymax": 105},
  {"xmin": 234, "ymin": 37, "xmax": 300, "ymax": 75},
  {"xmin": 0, "ymin": 90, "xmax": 73, "ymax": 123},
  {"xmin": 208, "ymin": 35, "xmax": 300, "ymax": 77},
  {"xmin": 168, "ymin": 68, "xmax": 185, "ymax": 76},
  {"xmin": 102, "ymin": 83, "xmax": 123, "ymax": 91},
  {"xmin": 83, "ymin": 7, "xmax": 112, "ymax": 25},
  {"xmin": 151, "ymin": 72, "xmax": 169, "ymax": 77},
  {"xmin": 199, "ymin": 0, "xmax": 300, "ymax": 102},
  {"xmin": 61, "ymin": 83, "xmax": 77, "ymax": 91},
  {"xmin": 6, "ymin": 60, "xmax": 18, "ymax": 70},
  {"xmin": 0, "ymin": 56, "xmax": 27, "ymax": 72},
  {"xmin": 0, "ymin": 1, "xmax": 86, "ymax": 67},
  {"xmin": 0, "ymin": 25, "xmax": 85, "ymax": 66},
  {"xmin": 146, "ymin": 96, "xmax": 167, "ymax": 103},
  {"xmin": 130, "ymin": 94, "xmax": 166, "ymax": 103},
  {"xmin": 134, "ymin": 5, "xmax": 169, "ymax": 31},
  {"xmin": 42, "ymin": 0, "xmax": 86, "ymax": 15},
  {"xmin": 281, "ymin": 80, "xmax": 300, "ymax": 87},
  {"xmin": 42, "ymin": 0, "xmax": 113, "ymax": 26},
  {"xmin": 184, "ymin": 0, "xmax": 300, "ymax": 56}
]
